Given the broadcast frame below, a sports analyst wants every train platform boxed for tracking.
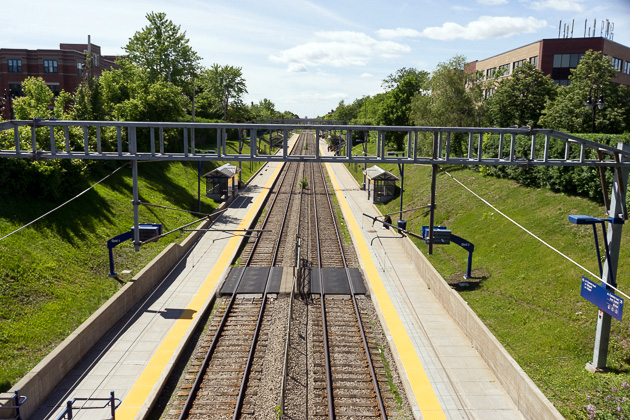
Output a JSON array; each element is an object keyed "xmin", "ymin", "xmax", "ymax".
[
  {"xmin": 20, "ymin": 133, "xmax": 547, "ymax": 420},
  {"xmin": 321, "ymin": 148, "xmax": 528, "ymax": 420}
]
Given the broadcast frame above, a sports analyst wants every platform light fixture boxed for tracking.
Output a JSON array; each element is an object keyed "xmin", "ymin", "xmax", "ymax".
[{"xmin": 585, "ymin": 85, "xmax": 606, "ymax": 133}]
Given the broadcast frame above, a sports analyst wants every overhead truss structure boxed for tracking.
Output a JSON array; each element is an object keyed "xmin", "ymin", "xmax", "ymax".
[{"xmin": 0, "ymin": 119, "xmax": 628, "ymax": 168}]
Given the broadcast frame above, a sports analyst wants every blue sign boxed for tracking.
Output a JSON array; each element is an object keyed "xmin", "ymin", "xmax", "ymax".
[{"xmin": 581, "ymin": 276, "xmax": 624, "ymax": 322}]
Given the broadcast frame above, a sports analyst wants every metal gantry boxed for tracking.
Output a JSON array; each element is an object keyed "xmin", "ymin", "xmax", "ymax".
[{"xmin": 1, "ymin": 119, "xmax": 630, "ymax": 168}]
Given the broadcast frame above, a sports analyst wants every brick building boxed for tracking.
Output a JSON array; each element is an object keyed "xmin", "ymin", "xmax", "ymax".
[
  {"xmin": 466, "ymin": 37, "xmax": 630, "ymax": 97},
  {"xmin": 0, "ymin": 37, "xmax": 117, "ymax": 119}
]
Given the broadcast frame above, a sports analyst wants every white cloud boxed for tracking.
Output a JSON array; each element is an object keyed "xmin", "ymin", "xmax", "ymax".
[
  {"xmin": 528, "ymin": 0, "xmax": 584, "ymax": 11},
  {"xmin": 478, "ymin": 0, "xmax": 508, "ymax": 4},
  {"xmin": 288, "ymin": 63, "xmax": 308, "ymax": 73},
  {"xmin": 419, "ymin": 16, "xmax": 547, "ymax": 41},
  {"xmin": 376, "ymin": 28, "xmax": 423, "ymax": 40},
  {"xmin": 452, "ymin": 5, "xmax": 474, "ymax": 12},
  {"xmin": 360, "ymin": 73, "xmax": 374, "ymax": 78},
  {"xmin": 268, "ymin": 31, "xmax": 410, "ymax": 71}
]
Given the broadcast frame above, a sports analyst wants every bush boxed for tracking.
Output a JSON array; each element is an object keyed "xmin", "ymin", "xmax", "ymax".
[{"xmin": 476, "ymin": 133, "xmax": 630, "ymax": 204}]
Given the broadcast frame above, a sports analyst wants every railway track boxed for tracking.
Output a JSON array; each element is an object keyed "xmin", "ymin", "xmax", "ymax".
[{"xmin": 165, "ymin": 132, "xmax": 411, "ymax": 420}]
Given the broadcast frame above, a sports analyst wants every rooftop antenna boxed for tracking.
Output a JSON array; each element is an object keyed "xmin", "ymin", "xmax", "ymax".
[
  {"xmin": 558, "ymin": 20, "xmax": 562, "ymax": 38},
  {"xmin": 571, "ymin": 19, "xmax": 574, "ymax": 38},
  {"xmin": 593, "ymin": 18, "xmax": 597, "ymax": 37},
  {"xmin": 584, "ymin": 19, "xmax": 587, "ymax": 37}
]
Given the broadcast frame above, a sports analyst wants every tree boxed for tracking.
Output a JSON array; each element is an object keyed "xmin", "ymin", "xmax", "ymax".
[
  {"xmin": 99, "ymin": 60, "xmax": 189, "ymax": 122},
  {"xmin": 250, "ymin": 98, "xmax": 279, "ymax": 120},
  {"xmin": 123, "ymin": 12, "xmax": 200, "ymax": 89},
  {"xmin": 484, "ymin": 63, "xmax": 556, "ymax": 128},
  {"xmin": 382, "ymin": 67, "xmax": 429, "ymax": 91},
  {"xmin": 197, "ymin": 64, "xmax": 248, "ymax": 121},
  {"xmin": 71, "ymin": 53, "xmax": 105, "ymax": 120},
  {"xmin": 539, "ymin": 50, "xmax": 630, "ymax": 133},
  {"xmin": 12, "ymin": 77, "xmax": 55, "ymax": 120},
  {"xmin": 412, "ymin": 55, "xmax": 481, "ymax": 127},
  {"xmin": 356, "ymin": 93, "xmax": 386, "ymax": 125}
]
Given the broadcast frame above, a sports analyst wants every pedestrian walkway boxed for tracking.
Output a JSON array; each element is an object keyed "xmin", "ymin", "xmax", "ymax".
[{"xmin": 322, "ymin": 145, "xmax": 526, "ymax": 420}]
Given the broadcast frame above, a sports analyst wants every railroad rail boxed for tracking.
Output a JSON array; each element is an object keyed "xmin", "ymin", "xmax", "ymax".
[
  {"xmin": 309, "ymin": 144, "xmax": 388, "ymax": 419},
  {"xmin": 167, "ymin": 132, "xmax": 410, "ymax": 419},
  {"xmin": 176, "ymin": 134, "xmax": 308, "ymax": 420}
]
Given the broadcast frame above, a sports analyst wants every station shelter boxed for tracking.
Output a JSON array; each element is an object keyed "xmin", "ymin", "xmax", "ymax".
[
  {"xmin": 202, "ymin": 163, "xmax": 240, "ymax": 201},
  {"xmin": 363, "ymin": 165, "xmax": 399, "ymax": 204}
]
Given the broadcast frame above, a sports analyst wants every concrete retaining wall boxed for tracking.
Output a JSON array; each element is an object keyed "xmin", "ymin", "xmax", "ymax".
[{"xmin": 399, "ymin": 237, "xmax": 564, "ymax": 420}]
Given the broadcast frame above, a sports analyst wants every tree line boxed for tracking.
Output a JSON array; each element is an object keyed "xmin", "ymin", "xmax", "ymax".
[
  {"xmin": 326, "ymin": 52, "xmax": 630, "ymax": 138},
  {"xmin": 326, "ymin": 52, "xmax": 630, "ymax": 203},
  {"xmin": 5, "ymin": 12, "xmax": 298, "ymax": 125},
  {"xmin": 0, "ymin": 12, "xmax": 299, "ymax": 200}
]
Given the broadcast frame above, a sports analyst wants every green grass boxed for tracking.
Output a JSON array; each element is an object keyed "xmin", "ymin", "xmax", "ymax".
[
  {"xmin": 0, "ymin": 144, "xmax": 263, "ymax": 392},
  {"xmin": 346, "ymin": 142, "xmax": 630, "ymax": 419}
]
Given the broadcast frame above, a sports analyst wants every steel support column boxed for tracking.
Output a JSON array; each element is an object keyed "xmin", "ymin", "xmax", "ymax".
[
  {"xmin": 587, "ymin": 143, "xmax": 630, "ymax": 372},
  {"xmin": 428, "ymin": 132, "xmax": 439, "ymax": 255},
  {"xmin": 132, "ymin": 160, "xmax": 140, "ymax": 252}
]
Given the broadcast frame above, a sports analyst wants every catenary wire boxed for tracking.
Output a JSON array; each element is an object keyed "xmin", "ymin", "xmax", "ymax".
[
  {"xmin": 0, "ymin": 163, "xmax": 128, "ymax": 242},
  {"xmin": 444, "ymin": 170, "xmax": 630, "ymax": 301}
]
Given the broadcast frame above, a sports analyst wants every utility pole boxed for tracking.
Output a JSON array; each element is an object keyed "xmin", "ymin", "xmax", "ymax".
[{"xmin": 586, "ymin": 142, "xmax": 629, "ymax": 372}]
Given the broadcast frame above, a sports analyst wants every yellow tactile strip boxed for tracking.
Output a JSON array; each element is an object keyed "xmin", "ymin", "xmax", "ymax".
[
  {"xmin": 323, "ymin": 161, "xmax": 447, "ymax": 420},
  {"xmin": 116, "ymin": 162, "xmax": 285, "ymax": 420}
]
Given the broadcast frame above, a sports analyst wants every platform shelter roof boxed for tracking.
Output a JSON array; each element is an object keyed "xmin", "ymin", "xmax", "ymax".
[
  {"xmin": 202, "ymin": 163, "xmax": 240, "ymax": 179},
  {"xmin": 363, "ymin": 165, "xmax": 399, "ymax": 181}
]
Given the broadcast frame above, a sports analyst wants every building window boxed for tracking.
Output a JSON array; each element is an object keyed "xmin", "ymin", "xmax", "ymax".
[
  {"xmin": 624, "ymin": 61, "xmax": 630, "ymax": 75},
  {"xmin": 553, "ymin": 79, "xmax": 571, "ymax": 86},
  {"xmin": 8, "ymin": 59, "xmax": 22, "ymax": 73},
  {"xmin": 529, "ymin": 56, "xmax": 538, "ymax": 67},
  {"xmin": 484, "ymin": 88, "xmax": 495, "ymax": 99},
  {"xmin": 46, "ymin": 84, "xmax": 60, "ymax": 96},
  {"xmin": 498, "ymin": 63, "xmax": 510, "ymax": 76},
  {"xmin": 77, "ymin": 62, "xmax": 84, "ymax": 76},
  {"xmin": 553, "ymin": 53, "xmax": 584, "ymax": 69},
  {"xmin": 513, "ymin": 59, "xmax": 526, "ymax": 71},
  {"xmin": 486, "ymin": 67, "xmax": 496, "ymax": 79},
  {"xmin": 43, "ymin": 59, "xmax": 58, "ymax": 73},
  {"xmin": 611, "ymin": 57, "xmax": 622, "ymax": 72},
  {"xmin": 9, "ymin": 83, "xmax": 22, "ymax": 97}
]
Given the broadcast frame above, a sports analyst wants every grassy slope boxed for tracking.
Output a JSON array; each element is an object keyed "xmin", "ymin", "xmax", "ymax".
[
  {"xmin": 0, "ymin": 145, "xmax": 263, "ymax": 392},
  {"xmin": 346, "ymin": 152, "xmax": 630, "ymax": 419}
]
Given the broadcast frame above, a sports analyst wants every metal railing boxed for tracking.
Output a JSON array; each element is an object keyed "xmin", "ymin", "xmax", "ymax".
[
  {"xmin": 0, "ymin": 120, "xmax": 628, "ymax": 167},
  {"xmin": 0, "ymin": 390, "xmax": 27, "ymax": 420},
  {"xmin": 54, "ymin": 391, "xmax": 121, "ymax": 420}
]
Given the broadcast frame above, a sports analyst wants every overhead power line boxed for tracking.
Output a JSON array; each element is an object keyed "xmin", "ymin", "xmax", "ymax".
[
  {"xmin": 444, "ymin": 170, "xmax": 630, "ymax": 301},
  {"xmin": 0, "ymin": 164, "xmax": 128, "ymax": 242}
]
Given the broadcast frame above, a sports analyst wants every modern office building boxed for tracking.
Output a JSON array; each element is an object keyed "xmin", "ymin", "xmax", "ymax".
[
  {"xmin": 0, "ymin": 37, "xmax": 117, "ymax": 119},
  {"xmin": 466, "ymin": 36, "xmax": 630, "ymax": 97}
]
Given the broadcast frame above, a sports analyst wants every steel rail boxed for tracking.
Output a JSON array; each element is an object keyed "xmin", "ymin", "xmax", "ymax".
[
  {"xmin": 317, "ymin": 138, "xmax": 388, "ymax": 419},
  {"xmin": 177, "ymin": 134, "xmax": 304, "ymax": 420},
  {"xmin": 232, "ymin": 138, "xmax": 304, "ymax": 420},
  {"xmin": 311, "ymin": 144, "xmax": 336, "ymax": 420},
  {"xmin": 279, "ymin": 153, "xmax": 311, "ymax": 415}
]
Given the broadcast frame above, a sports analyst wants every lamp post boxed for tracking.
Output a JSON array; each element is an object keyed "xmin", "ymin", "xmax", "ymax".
[
  {"xmin": 387, "ymin": 151, "xmax": 405, "ymax": 223},
  {"xmin": 585, "ymin": 85, "xmax": 606, "ymax": 133}
]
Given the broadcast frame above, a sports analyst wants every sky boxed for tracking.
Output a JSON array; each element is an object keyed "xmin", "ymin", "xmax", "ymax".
[{"xmin": 2, "ymin": 0, "xmax": 630, "ymax": 118}]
